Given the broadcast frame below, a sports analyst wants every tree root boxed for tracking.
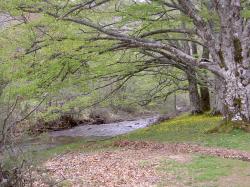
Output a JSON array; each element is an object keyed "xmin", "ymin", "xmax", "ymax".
[{"xmin": 207, "ymin": 120, "xmax": 250, "ymax": 133}]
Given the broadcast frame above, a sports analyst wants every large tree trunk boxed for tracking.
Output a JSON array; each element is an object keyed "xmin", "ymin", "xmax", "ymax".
[
  {"xmin": 222, "ymin": 74, "xmax": 250, "ymax": 121},
  {"xmin": 176, "ymin": 1, "xmax": 250, "ymax": 123},
  {"xmin": 215, "ymin": 30, "xmax": 250, "ymax": 121},
  {"xmin": 196, "ymin": 45, "xmax": 211, "ymax": 112},
  {"xmin": 200, "ymin": 85, "xmax": 210, "ymax": 112},
  {"xmin": 213, "ymin": 39, "xmax": 250, "ymax": 121},
  {"xmin": 208, "ymin": 56, "xmax": 250, "ymax": 122},
  {"xmin": 186, "ymin": 67, "xmax": 202, "ymax": 114},
  {"xmin": 211, "ymin": 75, "xmax": 225, "ymax": 115},
  {"xmin": 201, "ymin": 2, "xmax": 250, "ymax": 122},
  {"xmin": 183, "ymin": 42, "xmax": 202, "ymax": 114}
]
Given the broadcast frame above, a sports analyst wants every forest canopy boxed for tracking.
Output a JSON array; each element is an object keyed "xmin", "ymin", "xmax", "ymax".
[{"xmin": 0, "ymin": 0, "xmax": 250, "ymax": 123}]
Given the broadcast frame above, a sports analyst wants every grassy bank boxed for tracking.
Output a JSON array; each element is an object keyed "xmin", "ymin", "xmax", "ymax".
[
  {"xmin": 25, "ymin": 114, "xmax": 250, "ymax": 161},
  {"xmin": 24, "ymin": 114, "xmax": 250, "ymax": 162},
  {"xmin": 117, "ymin": 114, "xmax": 250, "ymax": 151}
]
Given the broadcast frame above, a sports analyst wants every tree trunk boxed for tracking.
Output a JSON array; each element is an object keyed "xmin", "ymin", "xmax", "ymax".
[
  {"xmin": 211, "ymin": 75, "xmax": 224, "ymax": 115},
  {"xmin": 223, "ymin": 74, "xmax": 250, "ymax": 121},
  {"xmin": 200, "ymin": 86, "xmax": 210, "ymax": 112},
  {"xmin": 186, "ymin": 67, "xmax": 202, "ymax": 114},
  {"xmin": 200, "ymin": 47, "xmax": 210, "ymax": 112},
  {"xmin": 183, "ymin": 43, "xmax": 202, "ymax": 114},
  {"xmin": 173, "ymin": 93, "xmax": 177, "ymax": 113},
  {"xmin": 214, "ymin": 36, "xmax": 250, "ymax": 122},
  {"xmin": 205, "ymin": 2, "xmax": 250, "ymax": 122}
]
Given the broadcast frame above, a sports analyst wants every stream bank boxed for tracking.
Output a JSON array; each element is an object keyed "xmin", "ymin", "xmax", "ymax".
[
  {"xmin": 49, "ymin": 116, "xmax": 158, "ymax": 138},
  {"xmin": 7, "ymin": 116, "xmax": 158, "ymax": 153}
]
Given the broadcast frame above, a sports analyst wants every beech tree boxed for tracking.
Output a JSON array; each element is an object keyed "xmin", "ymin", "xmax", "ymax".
[{"xmin": 2, "ymin": 0, "xmax": 250, "ymax": 123}]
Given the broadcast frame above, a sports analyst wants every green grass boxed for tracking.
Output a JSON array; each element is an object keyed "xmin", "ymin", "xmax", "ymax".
[
  {"xmin": 8, "ymin": 114, "xmax": 249, "ymax": 168},
  {"xmin": 116, "ymin": 114, "xmax": 250, "ymax": 151},
  {"xmin": 32, "ymin": 114, "xmax": 250, "ymax": 161},
  {"xmin": 158, "ymin": 155, "xmax": 250, "ymax": 186}
]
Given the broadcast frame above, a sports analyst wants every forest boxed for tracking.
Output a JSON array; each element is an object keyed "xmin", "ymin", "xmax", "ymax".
[{"xmin": 0, "ymin": 0, "xmax": 250, "ymax": 186}]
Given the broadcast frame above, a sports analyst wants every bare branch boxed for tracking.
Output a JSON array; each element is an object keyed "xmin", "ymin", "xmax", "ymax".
[{"xmin": 140, "ymin": 28, "xmax": 196, "ymax": 38}]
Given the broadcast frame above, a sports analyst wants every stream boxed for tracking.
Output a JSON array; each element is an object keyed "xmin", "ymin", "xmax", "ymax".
[
  {"xmin": 50, "ymin": 116, "xmax": 158, "ymax": 138},
  {"xmin": 10, "ymin": 116, "xmax": 158, "ymax": 153}
]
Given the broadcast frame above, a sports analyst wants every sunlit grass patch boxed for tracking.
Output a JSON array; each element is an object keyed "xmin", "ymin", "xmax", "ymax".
[{"xmin": 118, "ymin": 114, "xmax": 250, "ymax": 151}]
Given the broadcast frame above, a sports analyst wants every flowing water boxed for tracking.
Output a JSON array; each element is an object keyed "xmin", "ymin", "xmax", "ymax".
[
  {"xmin": 10, "ymin": 116, "xmax": 158, "ymax": 153},
  {"xmin": 49, "ymin": 116, "xmax": 158, "ymax": 138}
]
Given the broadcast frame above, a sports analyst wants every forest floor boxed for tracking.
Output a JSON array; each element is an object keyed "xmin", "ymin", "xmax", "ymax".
[{"xmin": 26, "ymin": 114, "xmax": 250, "ymax": 186}]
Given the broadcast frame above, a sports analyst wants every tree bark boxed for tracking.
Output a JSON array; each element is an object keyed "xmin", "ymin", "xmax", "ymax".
[
  {"xmin": 186, "ymin": 67, "xmax": 202, "ymax": 114},
  {"xmin": 200, "ymin": 47, "xmax": 210, "ymax": 112},
  {"xmin": 200, "ymin": 86, "xmax": 210, "ymax": 112},
  {"xmin": 216, "ymin": 33, "xmax": 250, "ymax": 121},
  {"xmin": 211, "ymin": 75, "xmax": 224, "ymax": 115},
  {"xmin": 183, "ymin": 42, "xmax": 202, "ymax": 114},
  {"xmin": 223, "ymin": 75, "xmax": 250, "ymax": 121}
]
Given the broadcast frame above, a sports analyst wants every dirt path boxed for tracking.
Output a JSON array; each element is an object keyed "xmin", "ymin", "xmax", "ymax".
[{"xmin": 31, "ymin": 141, "xmax": 250, "ymax": 186}]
